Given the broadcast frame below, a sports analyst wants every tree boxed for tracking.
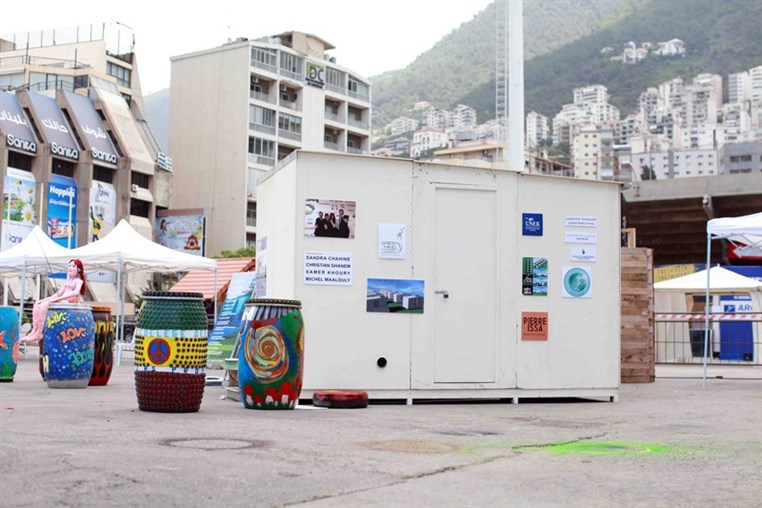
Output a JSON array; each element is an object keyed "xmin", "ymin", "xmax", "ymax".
[{"xmin": 217, "ymin": 247, "xmax": 256, "ymax": 258}]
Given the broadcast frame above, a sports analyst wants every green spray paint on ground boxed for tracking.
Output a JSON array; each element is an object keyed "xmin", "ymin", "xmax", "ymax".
[{"xmin": 526, "ymin": 441, "xmax": 673, "ymax": 455}]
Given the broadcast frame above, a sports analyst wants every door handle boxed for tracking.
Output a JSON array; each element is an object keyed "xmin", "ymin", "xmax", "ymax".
[{"xmin": 434, "ymin": 290, "xmax": 449, "ymax": 299}]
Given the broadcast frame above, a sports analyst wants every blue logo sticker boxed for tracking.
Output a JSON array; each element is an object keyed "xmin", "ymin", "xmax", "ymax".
[{"xmin": 522, "ymin": 213, "xmax": 543, "ymax": 236}]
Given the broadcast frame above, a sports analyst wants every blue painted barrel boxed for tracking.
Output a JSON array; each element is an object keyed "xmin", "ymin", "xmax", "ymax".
[
  {"xmin": 43, "ymin": 303, "xmax": 95, "ymax": 388},
  {"xmin": 0, "ymin": 306, "xmax": 20, "ymax": 382}
]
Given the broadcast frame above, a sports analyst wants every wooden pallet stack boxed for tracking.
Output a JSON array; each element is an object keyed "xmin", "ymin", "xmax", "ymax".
[{"xmin": 621, "ymin": 247, "xmax": 655, "ymax": 383}]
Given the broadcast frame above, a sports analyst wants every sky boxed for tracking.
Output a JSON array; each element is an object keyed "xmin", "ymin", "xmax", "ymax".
[{"xmin": 2, "ymin": 0, "xmax": 493, "ymax": 95}]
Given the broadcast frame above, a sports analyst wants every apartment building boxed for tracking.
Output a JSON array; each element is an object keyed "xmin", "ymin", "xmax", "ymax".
[
  {"xmin": 169, "ymin": 32, "xmax": 371, "ymax": 255},
  {"xmin": 0, "ymin": 23, "xmax": 170, "ymax": 255},
  {"xmin": 571, "ymin": 127, "xmax": 614, "ymax": 180},
  {"xmin": 684, "ymin": 73, "xmax": 722, "ymax": 128},
  {"xmin": 448, "ymin": 104, "xmax": 477, "ymax": 129},
  {"xmin": 410, "ymin": 127, "xmax": 447, "ymax": 158},
  {"xmin": 390, "ymin": 116, "xmax": 418, "ymax": 136},
  {"xmin": 630, "ymin": 147, "xmax": 718, "ymax": 180},
  {"xmin": 728, "ymin": 71, "xmax": 752, "ymax": 104},
  {"xmin": 720, "ymin": 141, "xmax": 762, "ymax": 175},
  {"xmin": 525, "ymin": 111, "xmax": 549, "ymax": 149}
]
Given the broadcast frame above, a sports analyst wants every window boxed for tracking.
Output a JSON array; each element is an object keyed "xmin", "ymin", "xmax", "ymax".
[
  {"xmin": 347, "ymin": 77, "xmax": 369, "ymax": 101},
  {"xmin": 0, "ymin": 72, "xmax": 24, "ymax": 90},
  {"xmin": 250, "ymin": 137, "xmax": 274, "ymax": 156},
  {"xmin": 250, "ymin": 105, "xmax": 275, "ymax": 133},
  {"xmin": 131, "ymin": 172, "xmax": 151, "ymax": 189},
  {"xmin": 107, "ymin": 62, "xmax": 131, "ymax": 87},
  {"xmin": 252, "ymin": 48, "xmax": 276, "ymax": 68},
  {"xmin": 130, "ymin": 199, "xmax": 151, "ymax": 218},
  {"xmin": 326, "ymin": 67, "xmax": 345, "ymax": 91},
  {"xmin": 279, "ymin": 53, "xmax": 302, "ymax": 78},
  {"xmin": 278, "ymin": 112, "xmax": 302, "ymax": 135}
]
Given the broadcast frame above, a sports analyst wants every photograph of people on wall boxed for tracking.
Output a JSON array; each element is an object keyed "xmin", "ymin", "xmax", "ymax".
[{"xmin": 305, "ymin": 199, "xmax": 355, "ymax": 239}]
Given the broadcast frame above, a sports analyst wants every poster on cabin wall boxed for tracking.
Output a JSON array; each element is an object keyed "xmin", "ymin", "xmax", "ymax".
[
  {"xmin": 378, "ymin": 223, "xmax": 407, "ymax": 259},
  {"xmin": 522, "ymin": 257, "xmax": 548, "ymax": 296},
  {"xmin": 304, "ymin": 198, "xmax": 356, "ymax": 239},
  {"xmin": 562, "ymin": 266, "xmax": 593, "ymax": 298},
  {"xmin": 366, "ymin": 278, "xmax": 424, "ymax": 314},
  {"xmin": 207, "ymin": 272, "xmax": 257, "ymax": 366}
]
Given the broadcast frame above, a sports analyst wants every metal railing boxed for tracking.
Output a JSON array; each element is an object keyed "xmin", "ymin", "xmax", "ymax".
[
  {"xmin": 655, "ymin": 312, "xmax": 761, "ymax": 365},
  {"xmin": 250, "ymin": 122, "xmax": 275, "ymax": 135}
]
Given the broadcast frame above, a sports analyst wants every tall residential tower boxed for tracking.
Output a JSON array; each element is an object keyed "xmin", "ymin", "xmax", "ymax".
[{"xmin": 169, "ymin": 32, "xmax": 372, "ymax": 255}]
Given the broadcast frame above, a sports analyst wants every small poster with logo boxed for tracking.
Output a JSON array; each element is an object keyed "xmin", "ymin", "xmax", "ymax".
[
  {"xmin": 378, "ymin": 223, "xmax": 407, "ymax": 259},
  {"xmin": 521, "ymin": 312, "xmax": 548, "ymax": 340},
  {"xmin": 522, "ymin": 257, "xmax": 548, "ymax": 296},
  {"xmin": 522, "ymin": 213, "xmax": 543, "ymax": 236},
  {"xmin": 562, "ymin": 266, "xmax": 592, "ymax": 298}
]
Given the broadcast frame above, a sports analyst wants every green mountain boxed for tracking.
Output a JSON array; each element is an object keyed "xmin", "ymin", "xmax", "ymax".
[
  {"xmin": 144, "ymin": 0, "xmax": 762, "ymax": 143},
  {"xmin": 416, "ymin": 0, "xmax": 762, "ymax": 126},
  {"xmin": 372, "ymin": 0, "xmax": 649, "ymax": 127},
  {"xmin": 452, "ymin": 0, "xmax": 762, "ymax": 123}
]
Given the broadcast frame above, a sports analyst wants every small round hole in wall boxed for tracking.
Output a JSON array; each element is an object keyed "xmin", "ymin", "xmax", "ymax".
[{"xmin": 377, "ymin": 357, "xmax": 388, "ymax": 368}]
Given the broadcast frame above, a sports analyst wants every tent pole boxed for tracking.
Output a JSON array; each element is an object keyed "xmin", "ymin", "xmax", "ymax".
[
  {"xmin": 19, "ymin": 263, "xmax": 27, "ymax": 337},
  {"xmin": 115, "ymin": 258, "xmax": 122, "ymax": 345},
  {"xmin": 119, "ymin": 256, "xmax": 125, "ymax": 345},
  {"xmin": 214, "ymin": 267, "xmax": 218, "ymax": 323},
  {"xmin": 703, "ymin": 232, "xmax": 711, "ymax": 389}
]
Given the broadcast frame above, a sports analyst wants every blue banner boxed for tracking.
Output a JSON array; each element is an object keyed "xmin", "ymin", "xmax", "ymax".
[
  {"xmin": 47, "ymin": 174, "xmax": 77, "ymax": 248},
  {"xmin": 207, "ymin": 272, "xmax": 257, "ymax": 366}
]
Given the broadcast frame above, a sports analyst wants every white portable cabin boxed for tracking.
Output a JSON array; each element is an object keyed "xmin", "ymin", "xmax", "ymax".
[{"xmin": 256, "ymin": 151, "xmax": 621, "ymax": 403}]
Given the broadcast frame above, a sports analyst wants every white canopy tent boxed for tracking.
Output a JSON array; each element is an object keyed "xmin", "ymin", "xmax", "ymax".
[
  {"xmin": 67, "ymin": 219, "xmax": 218, "ymax": 344},
  {"xmin": 702, "ymin": 212, "xmax": 762, "ymax": 387},
  {"xmin": 0, "ymin": 226, "xmax": 73, "ymax": 334}
]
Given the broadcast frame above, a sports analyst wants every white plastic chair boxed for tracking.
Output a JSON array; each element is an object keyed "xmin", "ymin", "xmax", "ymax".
[{"xmin": 115, "ymin": 327, "xmax": 136, "ymax": 366}]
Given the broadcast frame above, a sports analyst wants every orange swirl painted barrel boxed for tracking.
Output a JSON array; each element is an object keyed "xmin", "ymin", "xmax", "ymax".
[{"xmin": 238, "ymin": 299, "xmax": 304, "ymax": 410}]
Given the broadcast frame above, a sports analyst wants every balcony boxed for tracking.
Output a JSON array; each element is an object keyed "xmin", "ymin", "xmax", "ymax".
[
  {"xmin": 280, "ymin": 68, "xmax": 301, "ymax": 81},
  {"xmin": 348, "ymin": 90, "xmax": 370, "ymax": 102},
  {"xmin": 248, "ymin": 153, "xmax": 275, "ymax": 166},
  {"xmin": 348, "ymin": 117, "xmax": 369, "ymax": 130},
  {"xmin": 347, "ymin": 146, "xmax": 364, "ymax": 155},
  {"xmin": 251, "ymin": 89, "xmax": 276, "ymax": 104},
  {"xmin": 325, "ymin": 83, "xmax": 344, "ymax": 95},
  {"xmin": 279, "ymin": 129, "xmax": 302, "ymax": 142},
  {"xmin": 325, "ymin": 110, "xmax": 343, "ymax": 123},
  {"xmin": 250, "ymin": 122, "xmax": 276, "ymax": 135},
  {"xmin": 280, "ymin": 98, "xmax": 299, "ymax": 111},
  {"xmin": 324, "ymin": 140, "xmax": 341, "ymax": 152},
  {"xmin": 251, "ymin": 60, "xmax": 277, "ymax": 74}
]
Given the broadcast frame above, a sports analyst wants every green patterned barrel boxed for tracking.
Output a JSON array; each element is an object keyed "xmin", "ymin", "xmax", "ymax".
[{"xmin": 134, "ymin": 292, "xmax": 209, "ymax": 413}]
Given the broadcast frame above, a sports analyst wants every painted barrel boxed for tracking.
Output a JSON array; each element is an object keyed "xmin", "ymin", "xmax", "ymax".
[
  {"xmin": 89, "ymin": 305, "xmax": 115, "ymax": 386},
  {"xmin": 134, "ymin": 292, "xmax": 209, "ymax": 413},
  {"xmin": 238, "ymin": 299, "xmax": 304, "ymax": 410},
  {"xmin": 0, "ymin": 306, "xmax": 20, "ymax": 382},
  {"xmin": 43, "ymin": 303, "xmax": 95, "ymax": 388}
]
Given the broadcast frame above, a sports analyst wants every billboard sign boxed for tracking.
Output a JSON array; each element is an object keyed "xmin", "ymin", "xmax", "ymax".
[
  {"xmin": 2, "ymin": 167, "xmax": 36, "ymax": 250},
  {"xmin": 26, "ymin": 91, "xmax": 80, "ymax": 161},
  {"xmin": 47, "ymin": 174, "xmax": 78, "ymax": 248},
  {"xmin": 0, "ymin": 91, "xmax": 37, "ymax": 154},
  {"xmin": 63, "ymin": 91, "xmax": 118, "ymax": 166},
  {"xmin": 157, "ymin": 214, "xmax": 206, "ymax": 256}
]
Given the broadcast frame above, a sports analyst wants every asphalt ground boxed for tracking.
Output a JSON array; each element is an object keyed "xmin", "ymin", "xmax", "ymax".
[{"xmin": 1, "ymin": 352, "xmax": 761, "ymax": 508}]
